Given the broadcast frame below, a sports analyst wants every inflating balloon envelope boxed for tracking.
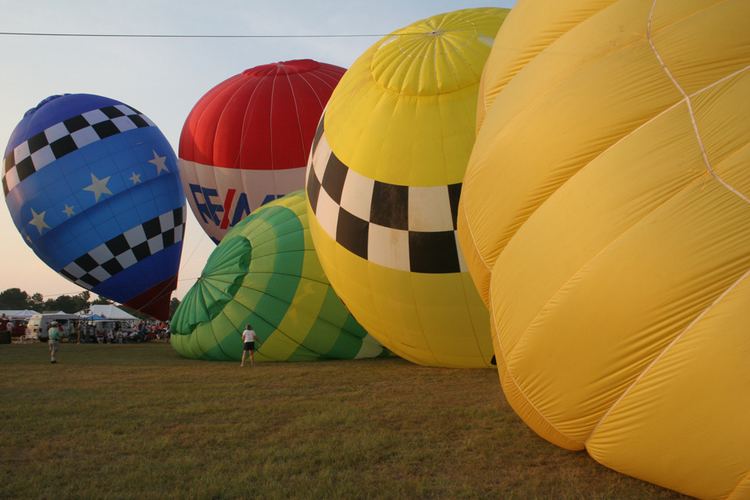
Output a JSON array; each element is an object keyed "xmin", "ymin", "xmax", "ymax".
[
  {"xmin": 457, "ymin": 1, "xmax": 750, "ymax": 497},
  {"xmin": 170, "ymin": 190, "xmax": 386, "ymax": 362},
  {"xmin": 3, "ymin": 94, "xmax": 185, "ymax": 320},
  {"xmin": 305, "ymin": 7, "xmax": 509, "ymax": 368},
  {"xmin": 179, "ymin": 59, "xmax": 345, "ymax": 243}
]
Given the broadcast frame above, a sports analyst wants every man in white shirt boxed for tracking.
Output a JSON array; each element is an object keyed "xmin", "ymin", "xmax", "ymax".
[{"xmin": 241, "ymin": 323, "xmax": 257, "ymax": 367}]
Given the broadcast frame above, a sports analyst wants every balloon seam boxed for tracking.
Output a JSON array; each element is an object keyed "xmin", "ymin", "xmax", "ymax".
[
  {"xmin": 570, "ymin": 62, "xmax": 750, "ymax": 199},
  {"xmin": 490, "ymin": 292, "xmax": 568, "ymax": 441},
  {"xmin": 504, "ymin": 137, "xmax": 750, "ymax": 358},
  {"xmin": 729, "ymin": 467, "xmax": 750, "ymax": 499},
  {"xmin": 586, "ymin": 267, "xmax": 750, "ymax": 445},
  {"xmin": 646, "ymin": 0, "xmax": 750, "ymax": 205},
  {"xmin": 231, "ymin": 74, "xmax": 265, "ymax": 168}
]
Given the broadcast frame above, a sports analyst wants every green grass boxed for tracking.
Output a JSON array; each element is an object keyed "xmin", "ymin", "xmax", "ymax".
[{"xmin": 0, "ymin": 343, "xmax": 687, "ymax": 499}]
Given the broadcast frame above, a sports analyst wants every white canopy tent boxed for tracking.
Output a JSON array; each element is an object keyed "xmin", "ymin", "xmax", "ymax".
[
  {"xmin": 0, "ymin": 309, "xmax": 40, "ymax": 320},
  {"xmin": 77, "ymin": 305, "xmax": 138, "ymax": 321}
]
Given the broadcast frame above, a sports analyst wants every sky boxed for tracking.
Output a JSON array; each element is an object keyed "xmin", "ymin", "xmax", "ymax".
[{"xmin": 0, "ymin": 0, "xmax": 514, "ymax": 302}]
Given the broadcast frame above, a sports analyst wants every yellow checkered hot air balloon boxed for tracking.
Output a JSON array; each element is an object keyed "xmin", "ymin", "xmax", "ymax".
[{"xmin": 306, "ymin": 7, "xmax": 509, "ymax": 368}]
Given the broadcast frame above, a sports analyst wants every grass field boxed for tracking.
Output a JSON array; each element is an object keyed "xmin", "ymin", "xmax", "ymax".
[{"xmin": 1, "ymin": 343, "xmax": 687, "ymax": 499}]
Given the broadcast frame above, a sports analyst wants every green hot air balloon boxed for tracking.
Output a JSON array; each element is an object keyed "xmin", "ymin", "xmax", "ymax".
[{"xmin": 171, "ymin": 190, "xmax": 387, "ymax": 361}]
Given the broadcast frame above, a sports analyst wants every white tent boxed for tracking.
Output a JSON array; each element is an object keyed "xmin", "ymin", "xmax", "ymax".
[
  {"xmin": 78, "ymin": 304, "xmax": 138, "ymax": 321},
  {"xmin": 0, "ymin": 309, "xmax": 39, "ymax": 320}
]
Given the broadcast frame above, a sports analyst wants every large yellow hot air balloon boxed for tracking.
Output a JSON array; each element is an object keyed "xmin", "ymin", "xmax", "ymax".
[
  {"xmin": 306, "ymin": 7, "xmax": 509, "ymax": 368},
  {"xmin": 458, "ymin": 1, "xmax": 750, "ymax": 498}
]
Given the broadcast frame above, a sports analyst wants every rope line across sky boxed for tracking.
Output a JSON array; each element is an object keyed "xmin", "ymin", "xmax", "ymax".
[{"xmin": 0, "ymin": 31, "xmax": 416, "ymax": 38}]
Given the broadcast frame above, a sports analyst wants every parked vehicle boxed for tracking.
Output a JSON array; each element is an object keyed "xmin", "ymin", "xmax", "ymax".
[{"xmin": 25, "ymin": 313, "xmax": 79, "ymax": 341}]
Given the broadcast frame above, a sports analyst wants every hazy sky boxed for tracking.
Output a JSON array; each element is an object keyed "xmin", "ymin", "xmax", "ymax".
[{"xmin": 0, "ymin": 0, "xmax": 514, "ymax": 301}]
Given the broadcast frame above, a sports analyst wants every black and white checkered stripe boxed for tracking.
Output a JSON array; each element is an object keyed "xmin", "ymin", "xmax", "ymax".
[
  {"xmin": 59, "ymin": 207, "xmax": 185, "ymax": 289},
  {"xmin": 306, "ymin": 120, "xmax": 465, "ymax": 274},
  {"xmin": 3, "ymin": 104, "xmax": 154, "ymax": 195}
]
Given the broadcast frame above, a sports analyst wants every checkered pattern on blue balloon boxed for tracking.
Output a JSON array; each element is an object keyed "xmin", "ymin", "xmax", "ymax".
[{"xmin": 3, "ymin": 94, "xmax": 186, "ymax": 307}]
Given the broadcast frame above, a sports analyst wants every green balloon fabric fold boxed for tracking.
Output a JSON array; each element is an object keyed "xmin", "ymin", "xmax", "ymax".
[{"xmin": 171, "ymin": 190, "xmax": 388, "ymax": 361}]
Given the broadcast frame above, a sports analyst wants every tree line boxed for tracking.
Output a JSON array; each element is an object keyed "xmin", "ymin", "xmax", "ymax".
[{"xmin": 0, "ymin": 288, "xmax": 180, "ymax": 319}]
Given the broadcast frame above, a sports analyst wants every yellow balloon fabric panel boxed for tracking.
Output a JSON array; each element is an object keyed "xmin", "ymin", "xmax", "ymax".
[
  {"xmin": 587, "ymin": 272, "xmax": 750, "ymax": 499},
  {"xmin": 461, "ymin": 0, "xmax": 750, "ymax": 305},
  {"xmin": 476, "ymin": 0, "xmax": 617, "ymax": 130},
  {"xmin": 324, "ymin": 8, "xmax": 508, "ymax": 188},
  {"xmin": 458, "ymin": 1, "xmax": 750, "ymax": 497},
  {"xmin": 306, "ymin": 8, "xmax": 508, "ymax": 367}
]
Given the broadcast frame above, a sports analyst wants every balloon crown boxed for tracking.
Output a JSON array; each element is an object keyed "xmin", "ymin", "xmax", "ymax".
[
  {"xmin": 242, "ymin": 59, "xmax": 321, "ymax": 77},
  {"xmin": 24, "ymin": 94, "xmax": 68, "ymax": 118}
]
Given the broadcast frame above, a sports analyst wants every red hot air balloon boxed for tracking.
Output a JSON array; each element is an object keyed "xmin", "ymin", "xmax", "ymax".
[{"xmin": 179, "ymin": 59, "xmax": 345, "ymax": 243}]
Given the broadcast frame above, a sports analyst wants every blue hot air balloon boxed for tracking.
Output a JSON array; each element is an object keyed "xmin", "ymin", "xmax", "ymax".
[{"xmin": 3, "ymin": 94, "xmax": 185, "ymax": 319}]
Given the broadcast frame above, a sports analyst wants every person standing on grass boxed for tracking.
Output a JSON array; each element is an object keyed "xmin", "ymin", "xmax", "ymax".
[
  {"xmin": 48, "ymin": 321, "xmax": 61, "ymax": 364},
  {"xmin": 241, "ymin": 323, "xmax": 257, "ymax": 367}
]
